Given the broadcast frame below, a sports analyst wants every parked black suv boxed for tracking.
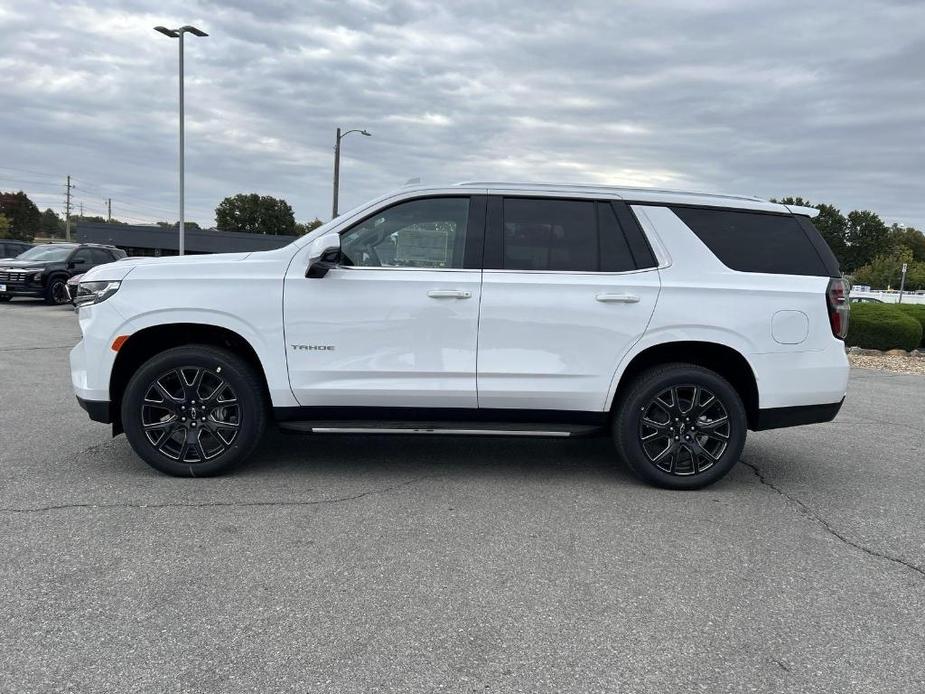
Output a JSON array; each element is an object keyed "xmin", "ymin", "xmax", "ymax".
[
  {"xmin": 0, "ymin": 243, "xmax": 127, "ymax": 305},
  {"xmin": 0, "ymin": 240, "xmax": 33, "ymax": 259}
]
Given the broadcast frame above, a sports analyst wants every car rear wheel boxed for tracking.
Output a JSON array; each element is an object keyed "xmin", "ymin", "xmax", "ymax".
[
  {"xmin": 121, "ymin": 345, "xmax": 267, "ymax": 476},
  {"xmin": 613, "ymin": 363, "xmax": 747, "ymax": 489},
  {"xmin": 44, "ymin": 277, "xmax": 70, "ymax": 305},
  {"xmin": 0, "ymin": 296, "xmax": 11, "ymax": 303}
]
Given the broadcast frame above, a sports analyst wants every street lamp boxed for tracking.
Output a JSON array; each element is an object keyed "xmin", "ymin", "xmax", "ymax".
[
  {"xmin": 332, "ymin": 127, "xmax": 371, "ymax": 218},
  {"xmin": 154, "ymin": 24, "xmax": 208, "ymax": 256}
]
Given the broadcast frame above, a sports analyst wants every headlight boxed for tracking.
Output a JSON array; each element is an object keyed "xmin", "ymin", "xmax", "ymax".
[
  {"xmin": 33, "ymin": 271, "xmax": 43, "ymax": 281},
  {"xmin": 75, "ymin": 281, "xmax": 121, "ymax": 307}
]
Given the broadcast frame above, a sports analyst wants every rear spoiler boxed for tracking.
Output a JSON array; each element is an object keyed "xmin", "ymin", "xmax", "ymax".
[{"xmin": 784, "ymin": 204, "xmax": 820, "ymax": 218}]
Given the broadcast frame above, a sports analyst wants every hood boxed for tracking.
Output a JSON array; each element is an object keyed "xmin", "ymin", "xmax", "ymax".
[
  {"xmin": 80, "ymin": 251, "xmax": 253, "ymax": 282},
  {"xmin": 0, "ymin": 260, "xmax": 52, "ymax": 269}
]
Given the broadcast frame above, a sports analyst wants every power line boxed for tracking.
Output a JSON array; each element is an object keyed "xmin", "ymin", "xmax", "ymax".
[{"xmin": 0, "ymin": 165, "xmax": 61, "ymax": 180}]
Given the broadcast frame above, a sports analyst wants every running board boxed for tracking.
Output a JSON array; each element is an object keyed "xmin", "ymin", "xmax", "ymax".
[{"xmin": 277, "ymin": 420, "xmax": 603, "ymax": 437}]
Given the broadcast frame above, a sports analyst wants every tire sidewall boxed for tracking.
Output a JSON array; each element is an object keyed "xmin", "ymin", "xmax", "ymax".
[
  {"xmin": 122, "ymin": 346, "xmax": 265, "ymax": 476},
  {"xmin": 615, "ymin": 365, "xmax": 747, "ymax": 490}
]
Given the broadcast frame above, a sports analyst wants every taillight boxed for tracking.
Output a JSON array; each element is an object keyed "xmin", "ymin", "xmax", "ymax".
[{"xmin": 826, "ymin": 278, "xmax": 850, "ymax": 339}]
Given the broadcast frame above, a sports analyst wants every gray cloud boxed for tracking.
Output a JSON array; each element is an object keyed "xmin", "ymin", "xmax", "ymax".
[{"xmin": 1, "ymin": 0, "xmax": 923, "ymax": 228}]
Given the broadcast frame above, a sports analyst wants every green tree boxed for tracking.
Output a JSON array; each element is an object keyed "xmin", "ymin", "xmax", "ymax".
[
  {"xmin": 887, "ymin": 224, "xmax": 925, "ymax": 262},
  {"xmin": 215, "ymin": 194, "xmax": 295, "ymax": 235},
  {"xmin": 0, "ymin": 214, "xmax": 10, "ymax": 239},
  {"xmin": 843, "ymin": 210, "xmax": 889, "ymax": 273},
  {"xmin": 294, "ymin": 218, "xmax": 324, "ymax": 236},
  {"xmin": 853, "ymin": 248, "xmax": 912, "ymax": 289},
  {"xmin": 39, "ymin": 208, "xmax": 63, "ymax": 237},
  {"xmin": 0, "ymin": 191, "xmax": 41, "ymax": 241}
]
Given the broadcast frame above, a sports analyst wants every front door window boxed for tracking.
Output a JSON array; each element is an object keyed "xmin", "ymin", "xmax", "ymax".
[{"xmin": 340, "ymin": 197, "xmax": 470, "ymax": 269}]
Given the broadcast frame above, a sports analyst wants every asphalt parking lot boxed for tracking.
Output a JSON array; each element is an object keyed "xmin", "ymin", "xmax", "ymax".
[{"xmin": 1, "ymin": 300, "xmax": 923, "ymax": 693}]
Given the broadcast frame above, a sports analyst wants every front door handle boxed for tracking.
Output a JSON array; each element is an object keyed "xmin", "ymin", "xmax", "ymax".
[
  {"xmin": 595, "ymin": 293, "xmax": 640, "ymax": 303},
  {"xmin": 427, "ymin": 289, "xmax": 472, "ymax": 299}
]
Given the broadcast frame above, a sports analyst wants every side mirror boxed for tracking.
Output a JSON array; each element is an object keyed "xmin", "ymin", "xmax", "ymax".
[{"xmin": 305, "ymin": 232, "xmax": 341, "ymax": 278}]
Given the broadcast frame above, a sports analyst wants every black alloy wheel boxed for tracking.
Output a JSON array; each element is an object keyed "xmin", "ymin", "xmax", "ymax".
[
  {"xmin": 141, "ymin": 366, "xmax": 241, "ymax": 463},
  {"xmin": 613, "ymin": 363, "xmax": 747, "ymax": 489},
  {"xmin": 638, "ymin": 384, "xmax": 730, "ymax": 476},
  {"xmin": 45, "ymin": 277, "xmax": 70, "ymax": 305}
]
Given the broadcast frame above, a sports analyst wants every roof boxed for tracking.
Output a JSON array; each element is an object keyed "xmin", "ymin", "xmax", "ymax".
[
  {"xmin": 440, "ymin": 181, "xmax": 817, "ymax": 216},
  {"xmin": 75, "ymin": 222, "xmax": 297, "ymax": 253}
]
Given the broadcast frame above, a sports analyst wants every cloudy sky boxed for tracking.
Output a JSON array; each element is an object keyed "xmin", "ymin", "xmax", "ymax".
[{"xmin": 1, "ymin": 0, "xmax": 923, "ymax": 229}]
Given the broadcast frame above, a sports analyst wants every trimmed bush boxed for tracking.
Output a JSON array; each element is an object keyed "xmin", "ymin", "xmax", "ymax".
[
  {"xmin": 895, "ymin": 304, "xmax": 925, "ymax": 347},
  {"xmin": 846, "ymin": 303, "xmax": 922, "ymax": 351}
]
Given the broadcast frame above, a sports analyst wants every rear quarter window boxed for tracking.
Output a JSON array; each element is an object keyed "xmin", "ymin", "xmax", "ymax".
[{"xmin": 670, "ymin": 207, "xmax": 835, "ymax": 277}]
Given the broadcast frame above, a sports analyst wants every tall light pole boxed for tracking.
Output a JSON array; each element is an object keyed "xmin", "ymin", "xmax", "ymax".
[
  {"xmin": 332, "ymin": 127, "xmax": 371, "ymax": 218},
  {"xmin": 154, "ymin": 24, "xmax": 208, "ymax": 255}
]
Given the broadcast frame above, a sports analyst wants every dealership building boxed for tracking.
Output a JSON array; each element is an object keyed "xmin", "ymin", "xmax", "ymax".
[{"xmin": 74, "ymin": 222, "xmax": 297, "ymax": 257}]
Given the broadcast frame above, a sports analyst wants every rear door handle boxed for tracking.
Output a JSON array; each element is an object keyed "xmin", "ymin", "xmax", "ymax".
[
  {"xmin": 595, "ymin": 293, "xmax": 640, "ymax": 303},
  {"xmin": 427, "ymin": 289, "xmax": 472, "ymax": 299}
]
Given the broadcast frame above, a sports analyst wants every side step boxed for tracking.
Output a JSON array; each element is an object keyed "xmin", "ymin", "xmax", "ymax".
[{"xmin": 277, "ymin": 420, "xmax": 603, "ymax": 437}]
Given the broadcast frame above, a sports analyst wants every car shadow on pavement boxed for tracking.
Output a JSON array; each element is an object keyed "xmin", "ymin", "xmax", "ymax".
[{"xmin": 232, "ymin": 430, "xmax": 648, "ymax": 488}]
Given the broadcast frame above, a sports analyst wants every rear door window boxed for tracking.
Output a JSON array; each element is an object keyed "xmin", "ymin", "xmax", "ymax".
[
  {"xmin": 670, "ymin": 207, "xmax": 832, "ymax": 276},
  {"xmin": 503, "ymin": 198, "xmax": 596, "ymax": 271},
  {"xmin": 90, "ymin": 248, "xmax": 115, "ymax": 265},
  {"xmin": 498, "ymin": 198, "xmax": 646, "ymax": 272}
]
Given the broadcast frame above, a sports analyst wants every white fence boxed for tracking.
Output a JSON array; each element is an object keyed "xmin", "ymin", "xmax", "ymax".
[{"xmin": 849, "ymin": 290, "xmax": 925, "ymax": 305}]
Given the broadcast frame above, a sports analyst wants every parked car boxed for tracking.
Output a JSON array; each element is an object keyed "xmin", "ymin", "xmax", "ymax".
[
  {"xmin": 70, "ymin": 182, "xmax": 849, "ymax": 489},
  {"xmin": 0, "ymin": 243, "xmax": 126, "ymax": 304},
  {"xmin": 0, "ymin": 240, "xmax": 34, "ymax": 260},
  {"xmin": 849, "ymin": 296, "xmax": 883, "ymax": 304}
]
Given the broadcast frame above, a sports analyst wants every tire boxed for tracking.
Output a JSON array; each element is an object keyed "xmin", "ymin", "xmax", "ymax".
[
  {"xmin": 0, "ymin": 295, "xmax": 11, "ymax": 303},
  {"xmin": 613, "ymin": 363, "xmax": 747, "ymax": 490},
  {"xmin": 44, "ymin": 276, "xmax": 70, "ymax": 305},
  {"xmin": 121, "ymin": 345, "xmax": 267, "ymax": 476}
]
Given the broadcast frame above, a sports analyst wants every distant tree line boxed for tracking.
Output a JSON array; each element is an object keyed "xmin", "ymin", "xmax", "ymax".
[
  {"xmin": 0, "ymin": 190, "xmax": 324, "ymax": 242},
  {"xmin": 774, "ymin": 197, "xmax": 925, "ymax": 291}
]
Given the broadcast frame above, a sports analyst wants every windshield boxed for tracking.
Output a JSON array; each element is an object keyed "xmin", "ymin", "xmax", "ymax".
[{"xmin": 14, "ymin": 245, "xmax": 75, "ymax": 262}]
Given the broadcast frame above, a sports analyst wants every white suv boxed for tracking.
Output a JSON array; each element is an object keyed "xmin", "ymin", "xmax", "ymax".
[{"xmin": 70, "ymin": 182, "xmax": 850, "ymax": 489}]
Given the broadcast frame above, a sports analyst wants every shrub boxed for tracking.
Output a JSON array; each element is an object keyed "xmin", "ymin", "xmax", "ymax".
[
  {"xmin": 895, "ymin": 303, "xmax": 925, "ymax": 347},
  {"xmin": 846, "ymin": 303, "xmax": 923, "ymax": 351}
]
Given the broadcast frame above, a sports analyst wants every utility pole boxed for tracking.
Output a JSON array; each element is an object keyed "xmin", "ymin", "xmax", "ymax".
[
  {"xmin": 79, "ymin": 202, "xmax": 84, "ymax": 219},
  {"xmin": 64, "ymin": 175, "xmax": 72, "ymax": 241},
  {"xmin": 107, "ymin": 198, "xmax": 112, "ymax": 222},
  {"xmin": 898, "ymin": 262, "xmax": 908, "ymax": 304}
]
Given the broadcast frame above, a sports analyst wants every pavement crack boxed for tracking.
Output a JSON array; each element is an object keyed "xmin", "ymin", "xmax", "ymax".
[
  {"xmin": 0, "ymin": 344, "xmax": 74, "ymax": 352},
  {"xmin": 0, "ymin": 474, "xmax": 432, "ymax": 514},
  {"xmin": 741, "ymin": 459, "xmax": 925, "ymax": 580}
]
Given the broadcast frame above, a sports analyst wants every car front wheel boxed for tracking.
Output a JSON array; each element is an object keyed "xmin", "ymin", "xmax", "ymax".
[
  {"xmin": 121, "ymin": 345, "xmax": 267, "ymax": 476},
  {"xmin": 613, "ymin": 363, "xmax": 747, "ymax": 490},
  {"xmin": 44, "ymin": 277, "xmax": 70, "ymax": 305}
]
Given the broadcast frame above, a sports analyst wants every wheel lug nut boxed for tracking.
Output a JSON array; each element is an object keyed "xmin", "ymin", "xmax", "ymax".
[
  {"xmin": 180, "ymin": 417, "xmax": 186, "ymax": 422},
  {"xmin": 192, "ymin": 422, "xmax": 197, "ymax": 427}
]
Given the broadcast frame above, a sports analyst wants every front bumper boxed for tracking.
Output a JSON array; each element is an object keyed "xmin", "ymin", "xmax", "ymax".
[
  {"xmin": 76, "ymin": 395, "xmax": 112, "ymax": 424},
  {"xmin": 0, "ymin": 282, "xmax": 43, "ymax": 298}
]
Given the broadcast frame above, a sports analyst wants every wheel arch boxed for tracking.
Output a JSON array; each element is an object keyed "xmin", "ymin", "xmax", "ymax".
[
  {"xmin": 109, "ymin": 323, "xmax": 271, "ymax": 435},
  {"xmin": 608, "ymin": 340, "xmax": 760, "ymax": 429}
]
